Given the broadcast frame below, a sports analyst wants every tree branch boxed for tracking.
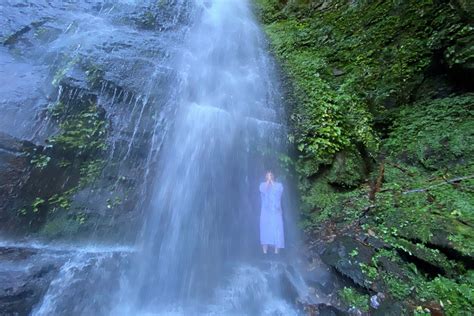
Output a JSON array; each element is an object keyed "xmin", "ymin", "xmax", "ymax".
[{"xmin": 403, "ymin": 175, "xmax": 474, "ymax": 194}]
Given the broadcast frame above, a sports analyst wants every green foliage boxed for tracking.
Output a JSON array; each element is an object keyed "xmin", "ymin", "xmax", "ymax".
[
  {"xmin": 389, "ymin": 95, "xmax": 474, "ymax": 169},
  {"xmin": 25, "ymin": 98, "xmax": 108, "ymax": 230},
  {"xmin": 76, "ymin": 212, "xmax": 87, "ymax": 225},
  {"xmin": 79, "ymin": 159, "xmax": 104, "ymax": 187},
  {"xmin": 31, "ymin": 197, "xmax": 45, "ymax": 213},
  {"xmin": 48, "ymin": 189, "xmax": 75, "ymax": 212},
  {"xmin": 418, "ymin": 272, "xmax": 474, "ymax": 316},
  {"xmin": 106, "ymin": 196, "xmax": 122, "ymax": 209},
  {"xmin": 40, "ymin": 213, "xmax": 84, "ymax": 238},
  {"xmin": 52, "ymin": 56, "xmax": 79, "ymax": 86},
  {"xmin": 339, "ymin": 287, "xmax": 369, "ymax": 312},
  {"xmin": 260, "ymin": 15, "xmax": 378, "ymax": 174},
  {"xmin": 359, "ymin": 262, "xmax": 377, "ymax": 281},
  {"xmin": 255, "ymin": 0, "xmax": 470, "ymax": 201},
  {"xmin": 413, "ymin": 306, "xmax": 431, "ymax": 315},
  {"xmin": 58, "ymin": 159, "xmax": 71, "ymax": 168},
  {"xmin": 278, "ymin": 153, "xmax": 294, "ymax": 176},
  {"xmin": 382, "ymin": 272, "xmax": 412, "ymax": 300},
  {"xmin": 49, "ymin": 101, "xmax": 67, "ymax": 119},
  {"xmin": 255, "ymin": 0, "xmax": 474, "ymax": 313},
  {"xmin": 327, "ymin": 149, "xmax": 365, "ymax": 187},
  {"xmin": 255, "ymin": 0, "xmax": 465, "ymax": 176},
  {"xmin": 30, "ymin": 153, "xmax": 51, "ymax": 169},
  {"xmin": 85, "ymin": 64, "xmax": 104, "ymax": 88},
  {"xmin": 299, "ymin": 178, "xmax": 370, "ymax": 230},
  {"xmin": 49, "ymin": 102, "xmax": 107, "ymax": 157},
  {"xmin": 349, "ymin": 248, "xmax": 359, "ymax": 258}
]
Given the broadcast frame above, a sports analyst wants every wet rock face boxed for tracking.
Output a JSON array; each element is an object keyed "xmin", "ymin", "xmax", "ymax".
[
  {"xmin": 0, "ymin": 242, "xmax": 132, "ymax": 315},
  {"xmin": 320, "ymin": 236, "xmax": 375, "ymax": 289},
  {"xmin": 0, "ymin": 246, "xmax": 59, "ymax": 315},
  {"xmin": 0, "ymin": 133, "xmax": 36, "ymax": 233},
  {"xmin": 0, "ymin": 0, "xmax": 193, "ymax": 239}
]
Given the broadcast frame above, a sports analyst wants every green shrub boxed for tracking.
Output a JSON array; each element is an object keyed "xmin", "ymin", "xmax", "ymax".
[{"xmin": 339, "ymin": 287, "xmax": 369, "ymax": 312}]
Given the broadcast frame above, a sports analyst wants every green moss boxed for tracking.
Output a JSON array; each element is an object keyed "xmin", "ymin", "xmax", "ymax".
[
  {"xmin": 52, "ymin": 56, "xmax": 79, "ymax": 86},
  {"xmin": 50, "ymin": 101, "xmax": 107, "ymax": 157},
  {"xmin": 418, "ymin": 272, "xmax": 474, "ymax": 316},
  {"xmin": 339, "ymin": 287, "xmax": 369, "ymax": 312},
  {"xmin": 384, "ymin": 95, "xmax": 474, "ymax": 170},
  {"xmin": 31, "ymin": 197, "xmax": 45, "ymax": 213},
  {"xmin": 25, "ymin": 97, "xmax": 108, "ymax": 232},
  {"xmin": 382, "ymin": 272, "xmax": 412, "ymax": 300},
  {"xmin": 327, "ymin": 149, "xmax": 366, "ymax": 187},
  {"xmin": 78, "ymin": 159, "xmax": 105, "ymax": 187},
  {"xmin": 85, "ymin": 64, "xmax": 104, "ymax": 89},
  {"xmin": 40, "ymin": 212, "xmax": 84, "ymax": 238},
  {"xmin": 30, "ymin": 153, "xmax": 51, "ymax": 169}
]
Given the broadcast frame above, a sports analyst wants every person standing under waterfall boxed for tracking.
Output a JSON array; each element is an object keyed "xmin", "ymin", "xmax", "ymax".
[{"xmin": 259, "ymin": 171, "xmax": 285, "ymax": 254}]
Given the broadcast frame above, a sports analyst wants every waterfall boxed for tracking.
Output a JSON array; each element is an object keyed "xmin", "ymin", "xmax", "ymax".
[
  {"xmin": 2, "ymin": 0, "xmax": 314, "ymax": 314},
  {"xmin": 111, "ymin": 0, "xmax": 301, "ymax": 314}
]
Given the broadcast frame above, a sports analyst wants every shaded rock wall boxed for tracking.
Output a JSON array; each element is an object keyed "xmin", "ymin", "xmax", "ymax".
[{"xmin": 0, "ymin": 0, "xmax": 192, "ymax": 241}]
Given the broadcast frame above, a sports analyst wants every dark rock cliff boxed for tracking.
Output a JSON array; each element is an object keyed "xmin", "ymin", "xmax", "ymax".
[{"xmin": 0, "ymin": 0, "xmax": 191, "ymax": 240}]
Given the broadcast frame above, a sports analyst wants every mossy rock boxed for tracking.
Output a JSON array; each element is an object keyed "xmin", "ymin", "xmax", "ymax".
[
  {"xmin": 321, "ymin": 235, "xmax": 375, "ymax": 289},
  {"xmin": 327, "ymin": 149, "xmax": 366, "ymax": 188},
  {"xmin": 384, "ymin": 95, "xmax": 474, "ymax": 170},
  {"xmin": 392, "ymin": 238, "xmax": 459, "ymax": 276},
  {"xmin": 40, "ymin": 213, "xmax": 83, "ymax": 239}
]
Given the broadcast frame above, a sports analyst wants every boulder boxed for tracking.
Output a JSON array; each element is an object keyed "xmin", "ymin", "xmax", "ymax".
[
  {"xmin": 327, "ymin": 150, "xmax": 366, "ymax": 188},
  {"xmin": 0, "ymin": 246, "xmax": 60, "ymax": 315},
  {"xmin": 0, "ymin": 0, "xmax": 189, "ymax": 238},
  {"xmin": 320, "ymin": 236, "xmax": 375, "ymax": 289}
]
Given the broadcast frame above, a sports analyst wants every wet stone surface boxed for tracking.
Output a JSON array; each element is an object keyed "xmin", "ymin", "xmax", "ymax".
[{"xmin": 0, "ymin": 0, "xmax": 192, "ymax": 239}]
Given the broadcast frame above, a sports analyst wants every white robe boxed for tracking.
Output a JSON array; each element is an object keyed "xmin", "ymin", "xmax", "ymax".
[{"xmin": 259, "ymin": 182, "xmax": 284, "ymax": 248}]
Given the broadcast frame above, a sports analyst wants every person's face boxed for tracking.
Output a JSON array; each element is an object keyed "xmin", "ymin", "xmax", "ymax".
[{"xmin": 266, "ymin": 172, "xmax": 274, "ymax": 182}]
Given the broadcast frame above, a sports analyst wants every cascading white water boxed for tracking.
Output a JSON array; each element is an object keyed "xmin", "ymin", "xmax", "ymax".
[
  {"xmin": 112, "ymin": 0, "xmax": 302, "ymax": 314},
  {"xmin": 15, "ymin": 0, "xmax": 315, "ymax": 315}
]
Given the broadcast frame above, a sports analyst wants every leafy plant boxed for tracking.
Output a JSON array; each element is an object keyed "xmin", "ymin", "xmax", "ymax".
[
  {"xmin": 79, "ymin": 159, "xmax": 104, "ymax": 187},
  {"xmin": 31, "ymin": 197, "xmax": 45, "ymax": 213},
  {"xmin": 255, "ymin": 0, "xmax": 474, "ymax": 313},
  {"xmin": 49, "ymin": 102, "xmax": 107, "ymax": 156},
  {"xmin": 30, "ymin": 154, "xmax": 51, "ymax": 169},
  {"xmin": 339, "ymin": 287, "xmax": 369, "ymax": 312},
  {"xmin": 48, "ymin": 193, "xmax": 72, "ymax": 211}
]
